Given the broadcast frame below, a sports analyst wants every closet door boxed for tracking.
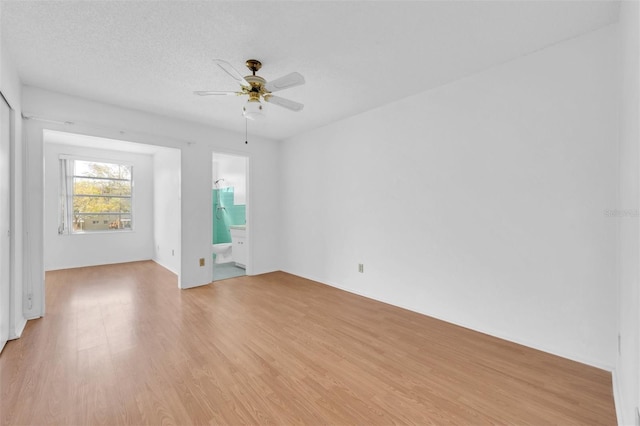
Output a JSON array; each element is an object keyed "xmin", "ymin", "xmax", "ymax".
[{"xmin": 0, "ymin": 94, "xmax": 11, "ymax": 353}]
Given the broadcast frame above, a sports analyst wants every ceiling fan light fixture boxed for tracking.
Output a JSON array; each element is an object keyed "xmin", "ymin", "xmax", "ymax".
[{"xmin": 243, "ymin": 99, "xmax": 265, "ymax": 120}]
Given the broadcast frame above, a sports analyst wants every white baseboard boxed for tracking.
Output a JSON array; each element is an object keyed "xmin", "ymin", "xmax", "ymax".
[
  {"xmin": 179, "ymin": 280, "xmax": 211, "ymax": 289},
  {"xmin": 284, "ymin": 269, "xmax": 614, "ymax": 372},
  {"xmin": 45, "ymin": 257, "xmax": 154, "ymax": 272},
  {"xmin": 8, "ymin": 316, "xmax": 27, "ymax": 340},
  {"xmin": 151, "ymin": 258, "xmax": 179, "ymax": 276}
]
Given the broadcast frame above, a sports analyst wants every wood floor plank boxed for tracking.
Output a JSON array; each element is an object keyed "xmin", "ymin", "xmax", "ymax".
[{"xmin": 0, "ymin": 261, "xmax": 617, "ymax": 425}]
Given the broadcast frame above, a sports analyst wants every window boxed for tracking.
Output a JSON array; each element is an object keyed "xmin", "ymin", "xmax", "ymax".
[{"xmin": 59, "ymin": 157, "xmax": 133, "ymax": 234}]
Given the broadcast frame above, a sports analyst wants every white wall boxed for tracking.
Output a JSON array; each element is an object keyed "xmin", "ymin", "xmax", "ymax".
[
  {"xmin": 43, "ymin": 142, "xmax": 154, "ymax": 270},
  {"xmin": 281, "ymin": 25, "xmax": 619, "ymax": 369},
  {"xmin": 1, "ymin": 76, "xmax": 11, "ymax": 352},
  {"xmin": 153, "ymin": 148, "xmax": 181, "ymax": 275},
  {"xmin": 615, "ymin": 1, "xmax": 640, "ymax": 425},
  {"xmin": 21, "ymin": 86, "xmax": 280, "ymax": 317},
  {"xmin": 0, "ymin": 20, "xmax": 27, "ymax": 339},
  {"xmin": 213, "ymin": 152, "xmax": 247, "ymax": 205}
]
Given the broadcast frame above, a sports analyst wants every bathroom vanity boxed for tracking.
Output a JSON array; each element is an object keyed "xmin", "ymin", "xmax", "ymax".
[{"xmin": 229, "ymin": 225, "xmax": 246, "ymax": 269}]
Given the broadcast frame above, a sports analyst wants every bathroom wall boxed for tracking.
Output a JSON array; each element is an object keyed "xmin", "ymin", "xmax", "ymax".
[
  {"xmin": 213, "ymin": 188, "xmax": 246, "ymax": 244},
  {"xmin": 213, "ymin": 153, "xmax": 247, "ymax": 204},
  {"xmin": 212, "ymin": 152, "xmax": 247, "ymax": 245}
]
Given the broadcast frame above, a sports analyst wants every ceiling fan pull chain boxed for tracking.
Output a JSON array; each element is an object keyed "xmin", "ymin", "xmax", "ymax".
[{"xmin": 245, "ymin": 118, "xmax": 248, "ymax": 144}]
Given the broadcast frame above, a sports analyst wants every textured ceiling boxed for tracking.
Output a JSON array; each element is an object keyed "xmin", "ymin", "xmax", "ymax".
[{"xmin": 1, "ymin": 1, "xmax": 620, "ymax": 140}]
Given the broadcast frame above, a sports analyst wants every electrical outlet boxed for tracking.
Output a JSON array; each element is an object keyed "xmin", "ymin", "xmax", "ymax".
[
  {"xmin": 199, "ymin": 258, "xmax": 205, "ymax": 267},
  {"xmin": 358, "ymin": 263, "xmax": 364, "ymax": 273},
  {"xmin": 172, "ymin": 249, "xmax": 174, "ymax": 256}
]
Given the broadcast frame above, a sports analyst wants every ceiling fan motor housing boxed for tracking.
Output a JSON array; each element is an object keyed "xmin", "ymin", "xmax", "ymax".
[{"xmin": 244, "ymin": 75, "xmax": 268, "ymax": 101}]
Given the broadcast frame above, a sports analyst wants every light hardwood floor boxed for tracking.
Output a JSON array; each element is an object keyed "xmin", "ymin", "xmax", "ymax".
[{"xmin": 1, "ymin": 261, "xmax": 616, "ymax": 425}]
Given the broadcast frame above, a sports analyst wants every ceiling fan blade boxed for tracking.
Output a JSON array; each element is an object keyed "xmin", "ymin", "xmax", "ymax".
[
  {"xmin": 265, "ymin": 95, "xmax": 304, "ymax": 112},
  {"xmin": 212, "ymin": 59, "xmax": 250, "ymax": 87},
  {"xmin": 193, "ymin": 91, "xmax": 239, "ymax": 96},
  {"xmin": 265, "ymin": 72, "xmax": 305, "ymax": 93}
]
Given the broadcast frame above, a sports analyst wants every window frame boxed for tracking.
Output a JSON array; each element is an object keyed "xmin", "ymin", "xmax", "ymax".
[{"xmin": 59, "ymin": 155, "xmax": 135, "ymax": 235}]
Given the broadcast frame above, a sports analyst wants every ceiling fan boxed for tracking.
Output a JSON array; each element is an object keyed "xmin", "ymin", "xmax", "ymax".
[{"xmin": 194, "ymin": 59, "xmax": 305, "ymax": 120}]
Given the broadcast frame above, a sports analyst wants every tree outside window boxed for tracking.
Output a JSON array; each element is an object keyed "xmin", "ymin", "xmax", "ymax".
[{"xmin": 69, "ymin": 160, "xmax": 133, "ymax": 233}]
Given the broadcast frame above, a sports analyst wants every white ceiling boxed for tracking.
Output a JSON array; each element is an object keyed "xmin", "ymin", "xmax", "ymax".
[{"xmin": 2, "ymin": 1, "xmax": 620, "ymax": 140}]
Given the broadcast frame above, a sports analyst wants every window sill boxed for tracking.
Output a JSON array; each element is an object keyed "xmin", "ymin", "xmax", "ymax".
[{"xmin": 62, "ymin": 229, "xmax": 135, "ymax": 236}]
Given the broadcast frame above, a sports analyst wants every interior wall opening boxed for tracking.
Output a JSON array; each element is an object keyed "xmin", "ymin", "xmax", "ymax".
[
  {"xmin": 42, "ymin": 130, "xmax": 181, "ymax": 279},
  {"xmin": 212, "ymin": 151, "xmax": 248, "ymax": 281}
]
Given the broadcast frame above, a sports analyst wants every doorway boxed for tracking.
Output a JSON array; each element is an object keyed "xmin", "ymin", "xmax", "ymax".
[{"xmin": 212, "ymin": 152, "xmax": 248, "ymax": 281}]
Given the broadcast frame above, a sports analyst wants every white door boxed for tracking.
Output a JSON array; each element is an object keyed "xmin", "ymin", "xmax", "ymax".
[{"xmin": 0, "ymin": 95, "xmax": 11, "ymax": 352}]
